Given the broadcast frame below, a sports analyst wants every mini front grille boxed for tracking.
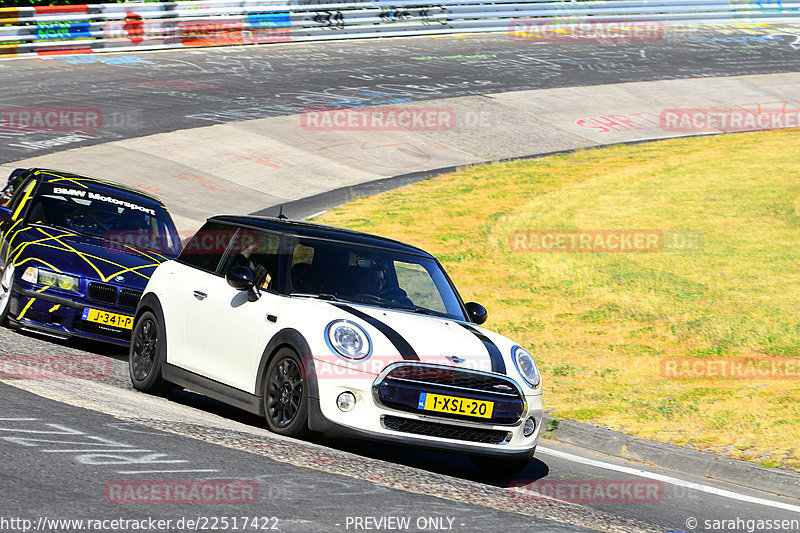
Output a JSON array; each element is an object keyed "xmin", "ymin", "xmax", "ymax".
[
  {"xmin": 384, "ymin": 364, "xmax": 519, "ymax": 393},
  {"xmin": 88, "ymin": 283, "xmax": 117, "ymax": 305},
  {"xmin": 382, "ymin": 415, "xmax": 510, "ymax": 444},
  {"xmin": 375, "ymin": 363, "xmax": 525, "ymax": 425},
  {"xmin": 118, "ymin": 288, "xmax": 142, "ymax": 310}
]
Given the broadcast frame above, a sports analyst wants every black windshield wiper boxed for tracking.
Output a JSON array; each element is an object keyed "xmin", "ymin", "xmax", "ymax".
[
  {"xmin": 290, "ymin": 293, "xmax": 341, "ymax": 301},
  {"xmin": 387, "ymin": 304, "xmax": 439, "ymax": 316}
]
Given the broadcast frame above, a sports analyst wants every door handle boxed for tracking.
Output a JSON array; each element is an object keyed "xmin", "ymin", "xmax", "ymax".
[{"xmin": 193, "ymin": 291, "xmax": 207, "ymax": 300}]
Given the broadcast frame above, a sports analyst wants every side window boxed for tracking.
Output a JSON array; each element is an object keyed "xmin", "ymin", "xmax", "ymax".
[
  {"xmin": 5, "ymin": 177, "xmax": 37, "ymax": 218},
  {"xmin": 288, "ymin": 243, "xmax": 316, "ymax": 294},
  {"xmin": 0, "ymin": 170, "xmax": 31, "ymax": 209},
  {"xmin": 218, "ymin": 230, "xmax": 281, "ymax": 290},
  {"xmin": 177, "ymin": 221, "xmax": 237, "ymax": 274}
]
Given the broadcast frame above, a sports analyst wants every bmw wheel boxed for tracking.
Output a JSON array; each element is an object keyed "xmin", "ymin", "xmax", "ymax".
[
  {"xmin": 0, "ymin": 263, "xmax": 15, "ymax": 326},
  {"xmin": 129, "ymin": 310, "xmax": 170, "ymax": 394},
  {"xmin": 263, "ymin": 348, "xmax": 309, "ymax": 438}
]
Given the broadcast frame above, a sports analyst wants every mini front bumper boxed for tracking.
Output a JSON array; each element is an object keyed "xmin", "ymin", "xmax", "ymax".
[
  {"xmin": 309, "ymin": 359, "xmax": 543, "ymax": 457},
  {"xmin": 309, "ymin": 404, "xmax": 540, "ymax": 458}
]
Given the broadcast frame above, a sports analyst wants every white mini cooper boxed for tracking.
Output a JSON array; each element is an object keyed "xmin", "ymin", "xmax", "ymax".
[{"xmin": 130, "ymin": 215, "xmax": 543, "ymax": 473}]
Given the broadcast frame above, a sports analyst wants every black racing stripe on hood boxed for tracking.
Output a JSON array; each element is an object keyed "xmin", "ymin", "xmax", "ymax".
[
  {"xmin": 459, "ymin": 323, "xmax": 506, "ymax": 374},
  {"xmin": 332, "ymin": 303, "xmax": 419, "ymax": 361}
]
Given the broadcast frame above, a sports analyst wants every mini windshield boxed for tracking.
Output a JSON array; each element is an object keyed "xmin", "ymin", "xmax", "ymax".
[
  {"xmin": 26, "ymin": 183, "xmax": 181, "ymax": 256},
  {"xmin": 288, "ymin": 237, "xmax": 466, "ymax": 320}
]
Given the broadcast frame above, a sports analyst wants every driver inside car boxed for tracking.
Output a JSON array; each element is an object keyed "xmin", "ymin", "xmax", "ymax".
[
  {"xmin": 231, "ymin": 239, "xmax": 274, "ymax": 290},
  {"xmin": 352, "ymin": 264, "xmax": 413, "ymax": 307},
  {"xmin": 354, "ymin": 267, "xmax": 386, "ymax": 295}
]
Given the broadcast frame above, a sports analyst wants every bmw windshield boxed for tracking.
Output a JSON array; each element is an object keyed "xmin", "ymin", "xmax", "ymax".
[
  {"xmin": 26, "ymin": 182, "xmax": 181, "ymax": 256},
  {"xmin": 288, "ymin": 237, "xmax": 467, "ymax": 321}
]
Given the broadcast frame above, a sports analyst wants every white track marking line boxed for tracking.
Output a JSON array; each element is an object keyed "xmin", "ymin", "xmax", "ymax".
[
  {"xmin": 43, "ymin": 449, "xmax": 151, "ymax": 453},
  {"xmin": 537, "ymin": 446, "xmax": 800, "ymax": 513},
  {"xmin": 115, "ymin": 469, "xmax": 221, "ymax": 474}
]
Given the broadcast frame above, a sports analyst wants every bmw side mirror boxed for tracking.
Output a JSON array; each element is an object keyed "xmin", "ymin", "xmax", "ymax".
[
  {"xmin": 0, "ymin": 206, "xmax": 11, "ymax": 221},
  {"xmin": 465, "ymin": 302, "xmax": 488, "ymax": 325},
  {"xmin": 226, "ymin": 266, "xmax": 261, "ymax": 302}
]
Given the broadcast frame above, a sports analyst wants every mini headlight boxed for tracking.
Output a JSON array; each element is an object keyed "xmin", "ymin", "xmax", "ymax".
[
  {"xmin": 35, "ymin": 269, "xmax": 80, "ymax": 293},
  {"xmin": 326, "ymin": 320, "xmax": 371, "ymax": 361},
  {"xmin": 513, "ymin": 346, "xmax": 541, "ymax": 388}
]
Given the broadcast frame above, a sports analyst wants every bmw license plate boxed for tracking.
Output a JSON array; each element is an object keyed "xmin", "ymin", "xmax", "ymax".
[
  {"xmin": 418, "ymin": 392, "xmax": 494, "ymax": 419},
  {"xmin": 82, "ymin": 308, "xmax": 134, "ymax": 329}
]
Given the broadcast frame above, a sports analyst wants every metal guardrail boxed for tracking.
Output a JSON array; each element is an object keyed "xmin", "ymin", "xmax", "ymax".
[{"xmin": 1, "ymin": 0, "xmax": 800, "ymax": 57}]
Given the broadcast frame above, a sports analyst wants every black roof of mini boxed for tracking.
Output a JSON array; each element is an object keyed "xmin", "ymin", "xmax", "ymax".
[{"xmin": 209, "ymin": 215, "xmax": 433, "ymax": 257}]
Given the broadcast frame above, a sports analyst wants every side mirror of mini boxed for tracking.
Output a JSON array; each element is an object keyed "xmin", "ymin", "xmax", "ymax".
[
  {"xmin": 465, "ymin": 302, "xmax": 488, "ymax": 325},
  {"xmin": 226, "ymin": 266, "xmax": 261, "ymax": 302}
]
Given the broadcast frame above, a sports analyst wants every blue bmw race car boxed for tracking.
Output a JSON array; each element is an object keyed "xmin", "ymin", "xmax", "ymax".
[{"xmin": 0, "ymin": 168, "xmax": 181, "ymax": 345}]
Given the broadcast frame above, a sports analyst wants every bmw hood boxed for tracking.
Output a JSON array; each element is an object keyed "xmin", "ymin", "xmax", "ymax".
[{"xmin": 13, "ymin": 226, "xmax": 169, "ymax": 288}]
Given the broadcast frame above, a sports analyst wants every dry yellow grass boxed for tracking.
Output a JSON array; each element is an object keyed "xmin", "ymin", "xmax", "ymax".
[{"xmin": 316, "ymin": 129, "xmax": 800, "ymax": 472}]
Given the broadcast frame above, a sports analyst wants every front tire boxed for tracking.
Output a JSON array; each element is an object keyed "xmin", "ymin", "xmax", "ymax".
[
  {"xmin": 0, "ymin": 263, "xmax": 15, "ymax": 326},
  {"xmin": 262, "ymin": 347, "xmax": 309, "ymax": 438},
  {"xmin": 129, "ymin": 310, "xmax": 170, "ymax": 394}
]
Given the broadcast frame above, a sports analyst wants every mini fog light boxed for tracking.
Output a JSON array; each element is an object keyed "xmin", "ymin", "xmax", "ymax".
[
  {"xmin": 337, "ymin": 391, "xmax": 356, "ymax": 412},
  {"xmin": 523, "ymin": 417, "xmax": 536, "ymax": 437}
]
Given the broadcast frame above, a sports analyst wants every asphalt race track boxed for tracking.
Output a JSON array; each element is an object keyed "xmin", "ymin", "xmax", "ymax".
[
  {"xmin": 2, "ymin": 339, "xmax": 799, "ymax": 532},
  {"xmin": 2, "ymin": 24, "xmax": 800, "ymax": 533},
  {"xmin": 0, "ymin": 382, "xmax": 589, "ymax": 533},
  {"xmin": 2, "ymin": 25, "xmax": 800, "ymax": 163}
]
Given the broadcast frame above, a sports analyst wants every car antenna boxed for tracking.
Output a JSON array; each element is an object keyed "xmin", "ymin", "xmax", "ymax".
[{"xmin": 277, "ymin": 205, "xmax": 288, "ymax": 220}]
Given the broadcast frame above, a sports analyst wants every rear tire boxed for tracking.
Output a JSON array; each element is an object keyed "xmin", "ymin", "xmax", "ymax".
[
  {"xmin": 469, "ymin": 451, "xmax": 534, "ymax": 476},
  {"xmin": 262, "ymin": 347, "xmax": 310, "ymax": 438},
  {"xmin": 129, "ymin": 310, "xmax": 171, "ymax": 394},
  {"xmin": 0, "ymin": 263, "xmax": 15, "ymax": 326}
]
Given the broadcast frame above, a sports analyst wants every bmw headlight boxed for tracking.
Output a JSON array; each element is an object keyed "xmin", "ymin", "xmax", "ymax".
[
  {"xmin": 513, "ymin": 345, "xmax": 541, "ymax": 388},
  {"xmin": 22, "ymin": 267, "xmax": 80, "ymax": 293},
  {"xmin": 326, "ymin": 320, "xmax": 371, "ymax": 361}
]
